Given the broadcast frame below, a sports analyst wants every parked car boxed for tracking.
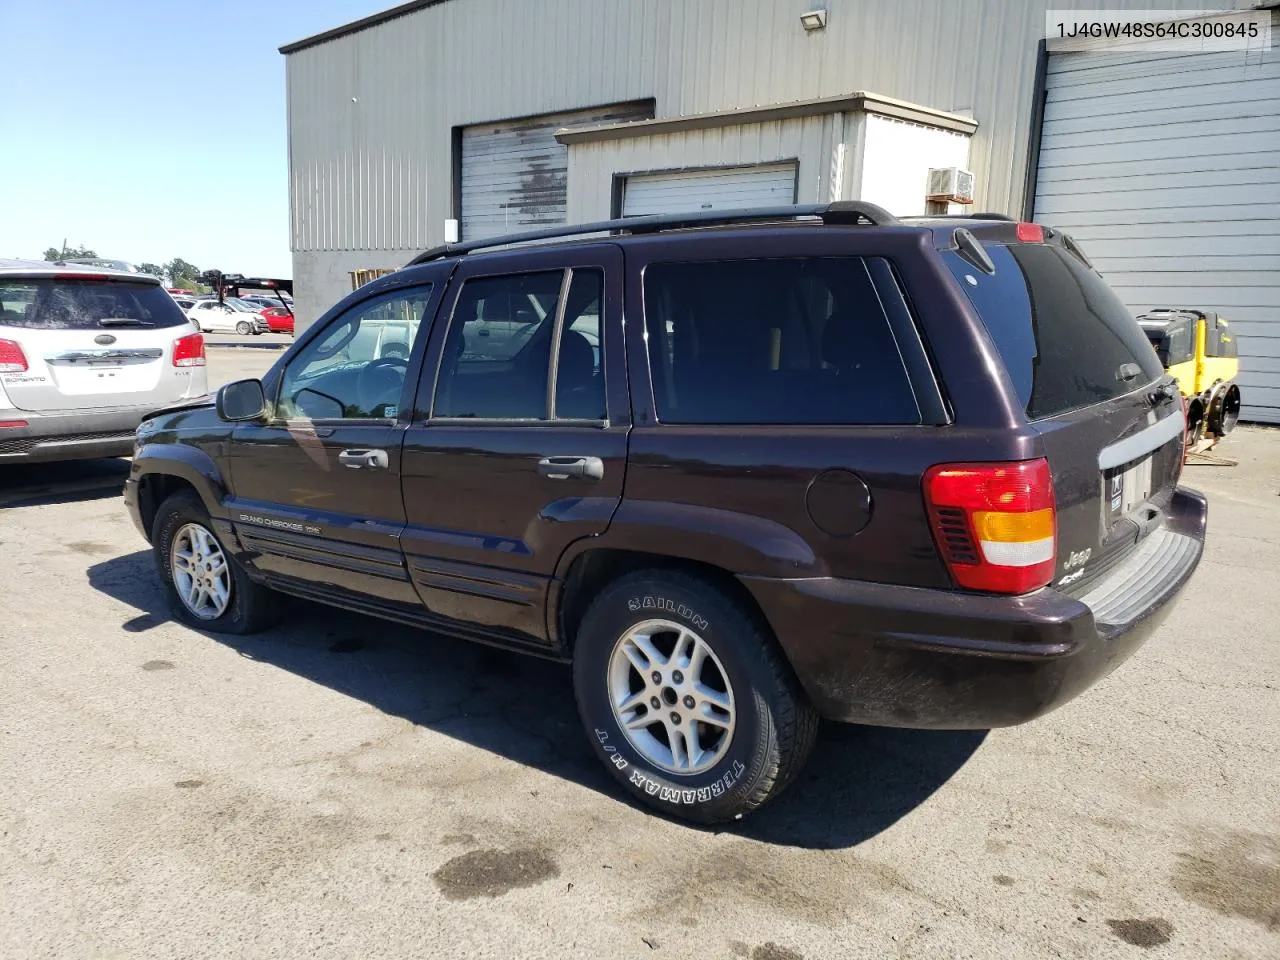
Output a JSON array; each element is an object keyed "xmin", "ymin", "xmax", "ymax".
[
  {"xmin": 240, "ymin": 296, "xmax": 285, "ymax": 310},
  {"xmin": 258, "ymin": 305, "xmax": 295, "ymax": 335},
  {"xmin": 60, "ymin": 257, "xmax": 142, "ymax": 274},
  {"xmin": 0, "ymin": 259, "xmax": 207, "ymax": 462},
  {"xmin": 124, "ymin": 204, "xmax": 1204, "ymax": 823},
  {"xmin": 186, "ymin": 299, "xmax": 266, "ymax": 335}
]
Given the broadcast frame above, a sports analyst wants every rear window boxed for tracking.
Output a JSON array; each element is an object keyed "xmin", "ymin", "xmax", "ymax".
[
  {"xmin": 944, "ymin": 243, "xmax": 1164, "ymax": 420},
  {"xmin": 642, "ymin": 257, "xmax": 920, "ymax": 425},
  {"xmin": 0, "ymin": 278, "xmax": 190, "ymax": 330}
]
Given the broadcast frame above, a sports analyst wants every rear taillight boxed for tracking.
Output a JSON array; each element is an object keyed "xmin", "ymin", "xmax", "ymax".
[
  {"xmin": 172, "ymin": 332, "xmax": 206, "ymax": 367},
  {"xmin": 0, "ymin": 338, "xmax": 28, "ymax": 373},
  {"xmin": 924, "ymin": 458, "xmax": 1056, "ymax": 594}
]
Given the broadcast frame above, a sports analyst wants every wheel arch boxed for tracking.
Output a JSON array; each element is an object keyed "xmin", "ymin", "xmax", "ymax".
[
  {"xmin": 551, "ymin": 546, "xmax": 780, "ymax": 659},
  {"xmin": 132, "ymin": 443, "xmax": 230, "ymax": 540}
]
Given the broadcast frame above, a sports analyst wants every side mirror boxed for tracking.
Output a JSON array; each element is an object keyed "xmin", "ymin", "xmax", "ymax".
[{"xmin": 216, "ymin": 378, "xmax": 267, "ymax": 421}]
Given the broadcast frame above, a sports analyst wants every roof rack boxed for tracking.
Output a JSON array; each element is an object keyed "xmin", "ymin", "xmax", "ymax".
[
  {"xmin": 901, "ymin": 212, "xmax": 1015, "ymax": 221},
  {"xmin": 408, "ymin": 201, "xmax": 898, "ymax": 265}
]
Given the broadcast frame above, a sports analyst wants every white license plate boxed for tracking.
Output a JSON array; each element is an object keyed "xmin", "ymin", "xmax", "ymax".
[{"xmin": 1108, "ymin": 456, "xmax": 1153, "ymax": 516}]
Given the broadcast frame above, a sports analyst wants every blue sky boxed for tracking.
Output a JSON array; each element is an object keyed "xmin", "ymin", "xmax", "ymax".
[{"xmin": 0, "ymin": 0, "xmax": 388, "ymax": 278}]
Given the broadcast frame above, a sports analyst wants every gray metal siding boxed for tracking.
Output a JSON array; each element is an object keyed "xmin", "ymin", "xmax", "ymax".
[
  {"xmin": 1034, "ymin": 37, "xmax": 1280, "ymax": 423},
  {"xmin": 284, "ymin": 0, "xmax": 1234, "ymax": 326},
  {"xmin": 289, "ymin": 0, "xmax": 1224, "ymax": 251}
]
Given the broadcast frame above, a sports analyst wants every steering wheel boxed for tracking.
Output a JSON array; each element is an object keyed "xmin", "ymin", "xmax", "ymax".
[{"xmin": 356, "ymin": 356, "xmax": 408, "ymax": 414}]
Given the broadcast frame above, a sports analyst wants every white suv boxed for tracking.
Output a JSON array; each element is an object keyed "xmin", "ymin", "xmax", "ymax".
[{"xmin": 0, "ymin": 260, "xmax": 209, "ymax": 462}]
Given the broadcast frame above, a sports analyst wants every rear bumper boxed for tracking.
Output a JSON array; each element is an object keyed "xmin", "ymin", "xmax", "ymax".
[
  {"xmin": 743, "ymin": 487, "xmax": 1207, "ymax": 729},
  {"xmin": 0, "ymin": 405, "xmax": 155, "ymax": 463}
]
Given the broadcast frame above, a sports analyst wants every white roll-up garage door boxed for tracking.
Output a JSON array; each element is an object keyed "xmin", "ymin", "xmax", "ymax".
[
  {"xmin": 621, "ymin": 163, "xmax": 798, "ymax": 218},
  {"xmin": 1034, "ymin": 34, "xmax": 1280, "ymax": 423},
  {"xmin": 461, "ymin": 102, "xmax": 651, "ymax": 242}
]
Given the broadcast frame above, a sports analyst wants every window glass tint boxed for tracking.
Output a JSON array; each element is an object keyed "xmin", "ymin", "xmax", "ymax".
[
  {"xmin": 0, "ymin": 279, "xmax": 189, "ymax": 330},
  {"xmin": 1166, "ymin": 323, "xmax": 1193, "ymax": 365},
  {"xmin": 278, "ymin": 286, "xmax": 433, "ymax": 420},
  {"xmin": 944, "ymin": 243, "xmax": 1164, "ymax": 420},
  {"xmin": 642, "ymin": 257, "xmax": 919, "ymax": 425},
  {"xmin": 434, "ymin": 271, "xmax": 564, "ymax": 419},
  {"xmin": 555, "ymin": 269, "xmax": 605, "ymax": 419}
]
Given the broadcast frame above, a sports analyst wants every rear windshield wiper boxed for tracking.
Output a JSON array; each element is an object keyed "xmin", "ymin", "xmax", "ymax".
[
  {"xmin": 1116, "ymin": 362, "xmax": 1144, "ymax": 382},
  {"xmin": 953, "ymin": 228, "xmax": 996, "ymax": 275},
  {"xmin": 98, "ymin": 317, "xmax": 155, "ymax": 327}
]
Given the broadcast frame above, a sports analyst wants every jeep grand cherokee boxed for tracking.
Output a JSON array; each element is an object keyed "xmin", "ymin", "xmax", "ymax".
[{"xmin": 125, "ymin": 204, "xmax": 1204, "ymax": 823}]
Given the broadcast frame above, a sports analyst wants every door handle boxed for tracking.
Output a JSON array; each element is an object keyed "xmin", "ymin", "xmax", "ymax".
[
  {"xmin": 339, "ymin": 448, "xmax": 389, "ymax": 470},
  {"xmin": 537, "ymin": 456, "xmax": 604, "ymax": 481}
]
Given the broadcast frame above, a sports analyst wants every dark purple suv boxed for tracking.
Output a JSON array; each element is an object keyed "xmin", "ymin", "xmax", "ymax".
[{"xmin": 125, "ymin": 204, "xmax": 1204, "ymax": 823}]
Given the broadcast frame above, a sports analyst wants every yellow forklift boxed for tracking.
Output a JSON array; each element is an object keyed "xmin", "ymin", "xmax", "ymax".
[{"xmin": 1137, "ymin": 309, "xmax": 1242, "ymax": 449}]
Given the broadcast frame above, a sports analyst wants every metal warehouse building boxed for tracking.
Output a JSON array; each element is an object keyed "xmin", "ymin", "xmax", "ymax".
[{"xmin": 282, "ymin": 0, "xmax": 1280, "ymax": 422}]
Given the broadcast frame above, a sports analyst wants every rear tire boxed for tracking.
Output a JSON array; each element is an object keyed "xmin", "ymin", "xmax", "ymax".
[
  {"xmin": 151, "ymin": 491, "xmax": 279, "ymax": 634},
  {"xmin": 235, "ymin": 320, "xmax": 252, "ymax": 336},
  {"xmin": 573, "ymin": 570, "xmax": 818, "ymax": 824},
  {"xmin": 1209, "ymin": 383, "xmax": 1241, "ymax": 436}
]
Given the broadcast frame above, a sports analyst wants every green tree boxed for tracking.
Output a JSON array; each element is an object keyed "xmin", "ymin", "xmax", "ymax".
[
  {"xmin": 43, "ymin": 244, "xmax": 97, "ymax": 261},
  {"xmin": 165, "ymin": 258, "xmax": 201, "ymax": 288},
  {"xmin": 138, "ymin": 262, "xmax": 166, "ymax": 281}
]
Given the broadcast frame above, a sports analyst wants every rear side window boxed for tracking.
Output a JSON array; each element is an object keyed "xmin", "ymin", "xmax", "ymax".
[
  {"xmin": 0, "ymin": 278, "xmax": 190, "ymax": 330},
  {"xmin": 642, "ymin": 257, "xmax": 920, "ymax": 425},
  {"xmin": 944, "ymin": 243, "xmax": 1164, "ymax": 420},
  {"xmin": 432, "ymin": 268, "xmax": 606, "ymax": 421}
]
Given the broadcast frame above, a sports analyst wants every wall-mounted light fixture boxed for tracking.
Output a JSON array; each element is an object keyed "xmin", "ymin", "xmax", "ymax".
[{"xmin": 800, "ymin": 8, "xmax": 827, "ymax": 31}]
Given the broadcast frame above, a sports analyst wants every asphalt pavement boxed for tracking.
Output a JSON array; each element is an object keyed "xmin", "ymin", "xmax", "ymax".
[{"xmin": 0, "ymin": 419, "xmax": 1277, "ymax": 959}]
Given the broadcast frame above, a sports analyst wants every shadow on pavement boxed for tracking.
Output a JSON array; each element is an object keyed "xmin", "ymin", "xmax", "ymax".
[
  {"xmin": 88, "ymin": 549, "xmax": 986, "ymax": 850},
  {"xmin": 0, "ymin": 457, "xmax": 130, "ymax": 508}
]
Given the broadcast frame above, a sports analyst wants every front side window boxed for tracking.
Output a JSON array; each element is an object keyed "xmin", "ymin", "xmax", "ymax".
[
  {"xmin": 432, "ymin": 268, "xmax": 606, "ymax": 420},
  {"xmin": 642, "ymin": 257, "xmax": 920, "ymax": 425},
  {"xmin": 277, "ymin": 286, "xmax": 433, "ymax": 420}
]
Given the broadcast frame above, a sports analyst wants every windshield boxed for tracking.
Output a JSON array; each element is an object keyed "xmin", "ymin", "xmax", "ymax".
[
  {"xmin": 943, "ymin": 242, "xmax": 1164, "ymax": 420},
  {"xmin": 0, "ymin": 278, "xmax": 189, "ymax": 330},
  {"xmin": 227, "ymin": 299, "xmax": 258, "ymax": 312}
]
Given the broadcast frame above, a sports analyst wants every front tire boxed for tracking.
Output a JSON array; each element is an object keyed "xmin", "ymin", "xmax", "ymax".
[
  {"xmin": 151, "ymin": 491, "xmax": 278, "ymax": 634},
  {"xmin": 573, "ymin": 570, "xmax": 818, "ymax": 824},
  {"xmin": 235, "ymin": 320, "xmax": 252, "ymax": 336}
]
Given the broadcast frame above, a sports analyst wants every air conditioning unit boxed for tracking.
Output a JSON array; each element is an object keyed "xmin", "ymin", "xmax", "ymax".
[{"xmin": 926, "ymin": 167, "xmax": 975, "ymax": 204}]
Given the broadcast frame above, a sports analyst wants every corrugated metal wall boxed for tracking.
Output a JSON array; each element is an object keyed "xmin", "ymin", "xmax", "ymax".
[
  {"xmin": 284, "ymin": 0, "xmax": 1234, "ymax": 321},
  {"xmin": 1034, "ymin": 26, "xmax": 1280, "ymax": 423}
]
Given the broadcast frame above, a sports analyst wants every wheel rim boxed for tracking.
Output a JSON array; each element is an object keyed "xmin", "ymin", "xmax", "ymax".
[
  {"xmin": 170, "ymin": 522, "xmax": 232, "ymax": 620},
  {"xmin": 236, "ymin": 321, "xmax": 250, "ymax": 335},
  {"xmin": 608, "ymin": 618, "xmax": 736, "ymax": 776}
]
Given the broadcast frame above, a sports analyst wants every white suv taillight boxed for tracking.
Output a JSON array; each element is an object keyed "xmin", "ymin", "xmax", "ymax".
[
  {"xmin": 173, "ymin": 333, "xmax": 206, "ymax": 367},
  {"xmin": 0, "ymin": 338, "xmax": 28, "ymax": 373}
]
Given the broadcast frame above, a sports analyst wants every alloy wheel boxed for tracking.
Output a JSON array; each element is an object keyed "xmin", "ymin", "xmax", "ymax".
[
  {"xmin": 607, "ymin": 618, "xmax": 736, "ymax": 775},
  {"xmin": 170, "ymin": 522, "xmax": 231, "ymax": 620}
]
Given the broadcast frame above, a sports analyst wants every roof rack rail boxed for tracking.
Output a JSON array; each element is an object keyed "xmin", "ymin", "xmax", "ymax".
[
  {"xmin": 902, "ymin": 212, "xmax": 1015, "ymax": 221},
  {"xmin": 408, "ymin": 201, "xmax": 898, "ymax": 265}
]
